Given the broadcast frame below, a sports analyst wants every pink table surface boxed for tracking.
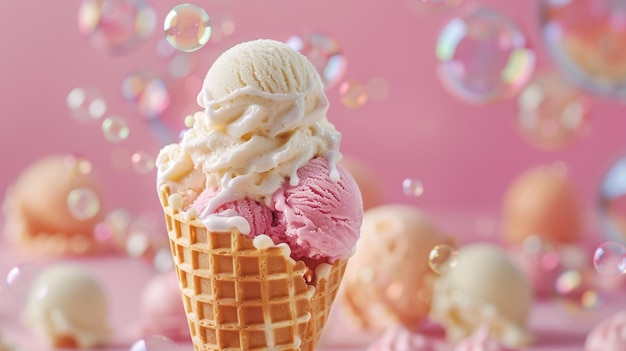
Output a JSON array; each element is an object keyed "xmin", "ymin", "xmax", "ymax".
[{"xmin": 1, "ymin": 229, "xmax": 625, "ymax": 351}]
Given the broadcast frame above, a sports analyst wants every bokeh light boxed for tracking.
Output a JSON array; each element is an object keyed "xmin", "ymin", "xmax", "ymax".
[
  {"xmin": 522, "ymin": 235, "xmax": 561, "ymax": 272},
  {"xmin": 131, "ymin": 151, "xmax": 156, "ymax": 174},
  {"xmin": 67, "ymin": 187, "xmax": 101, "ymax": 220},
  {"xmin": 78, "ymin": 0, "xmax": 156, "ymax": 54},
  {"xmin": 67, "ymin": 87, "xmax": 107, "ymax": 122},
  {"xmin": 164, "ymin": 4, "xmax": 212, "ymax": 52},
  {"xmin": 286, "ymin": 32, "xmax": 347, "ymax": 88},
  {"xmin": 539, "ymin": 0, "xmax": 626, "ymax": 97},
  {"xmin": 402, "ymin": 178, "xmax": 425, "ymax": 197},
  {"xmin": 64, "ymin": 154, "xmax": 93, "ymax": 176},
  {"xmin": 517, "ymin": 71, "xmax": 591, "ymax": 150},
  {"xmin": 129, "ymin": 335, "xmax": 179, "ymax": 351},
  {"xmin": 599, "ymin": 156, "xmax": 626, "ymax": 243},
  {"xmin": 555, "ymin": 269, "xmax": 582, "ymax": 295},
  {"xmin": 428, "ymin": 245, "xmax": 458, "ymax": 274},
  {"xmin": 5, "ymin": 263, "xmax": 42, "ymax": 303},
  {"xmin": 121, "ymin": 72, "xmax": 170, "ymax": 119},
  {"xmin": 436, "ymin": 6, "xmax": 535, "ymax": 103},
  {"xmin": 102, "ymin": 116, "xmax": 130, "ymax": 143},
  {"xmin": 593, "ymin": 241, "xmax": 626, "ymax": 276},
  {"xmin": 339, "ymin": 80, "xmax": 368, "ymax": 108}
]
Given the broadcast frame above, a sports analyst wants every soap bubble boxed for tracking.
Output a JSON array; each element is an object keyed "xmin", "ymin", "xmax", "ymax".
[
  {"xmin": 5, "ymin": 263, "xmax": 42, "ymax": 303},
  {"xmin": 517, "ymin": 71, "xmax": 591, "ymax": 150},
  {"xmin": 67, "ymin": 187, "xmax": 101, "ymax": 220},
  {"xmin": 129, "ymin": 335, "xmax": 179, "ymax": 351},
  {"xmin": 599, "ymin": 156, "xmax": 626, "ymax": 242},
  {"xmin": 121, "ymin": 72, "xmax": 170, "ymax": 119},
  {"xmin": 339, "ymin": 80, "xmax": 368, "ymax": 108},
  {"xmin": 436, "ymin": 6, "xmax": 535, "ymax": 103},
  {"xmin": 164, "ymin": 4, "xmax": 211, "ymax": 52},
  {"xmin": 402, "ymin": 178, "xmax": 424, "ymax": 197},
  {"xmin": 102, "ymin": 116, "xmax": 130, "ymax": 143},
  {"xmin": 428, "ymin": 245, "xmax": 458, "ymax": 274},
  {"xmin": 67, "ymin": 87, "xmax": 107, "ymax": 122},
  {"xmin": 593, "ymin": 241, "xmax": 626, "ymax": 276},
  {"xmin": 539, "ymin": 0, "xmax": 626, "ymax": 97},
  {"xmin": 286, "ymin": 33, "xmax": 347, "ymax": 88},
  {"xmin": 131, "ymin": 151, "xmax": 155, "ymax": 174},
  {"xmin": 78, "ymin": 0, "xmax": 156, "ymax": 54}
]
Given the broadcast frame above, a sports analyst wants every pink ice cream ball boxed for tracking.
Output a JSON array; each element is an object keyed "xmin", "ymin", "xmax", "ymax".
[{"xmin": 192, "ymin": 157, "xmax": 363, "ymax": 262}]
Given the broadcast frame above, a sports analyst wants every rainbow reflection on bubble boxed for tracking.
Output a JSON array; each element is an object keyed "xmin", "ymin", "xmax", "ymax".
[
  {"xmin": 164, "ymin": 4, "xmax": 211, "ymax": 52},
  {"xmin": 539, "ymin": 0, "xmax": 626, "ymax": 97},
  {"xmin": 78, "ymin": 0, "xmax": 156, "ymax": 54},
  {"xmin": 436, "ymin": 6, "xmax": 535, "ymax": 103},
  {"xmin": 286, "ymin": 33, "xmax": 347, "ymax": 89}
]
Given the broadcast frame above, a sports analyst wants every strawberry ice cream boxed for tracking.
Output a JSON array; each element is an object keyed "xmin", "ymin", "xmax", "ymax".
[{"xmin": 585, "ymin": 311, "xmax": 626, "ymax": 351}]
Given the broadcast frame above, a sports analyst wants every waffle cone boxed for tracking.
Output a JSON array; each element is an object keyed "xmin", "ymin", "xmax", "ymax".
[{"xmin": 159, "ymin": 185, "xmax": 347, "ymax": 351}]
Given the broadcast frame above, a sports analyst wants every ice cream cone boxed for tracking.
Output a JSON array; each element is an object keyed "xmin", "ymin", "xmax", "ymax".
[{"xmin": 159, "ymin": 184, "xmax": 346, "ymax": 351}]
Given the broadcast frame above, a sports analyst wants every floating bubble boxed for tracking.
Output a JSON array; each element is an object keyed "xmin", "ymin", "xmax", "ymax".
[
  {"xmin": 517, "ymin": 71, "xmax": 591, "ymax": 150},
  {"xmin": 121, "ymin": 72, "xmax": 170, "ymax": 118},
  {"xmin": 436, "ymin": 7, "xmax": 535, "ymax": 103},
  {"xmin": 539, "ymin": 0, "xmax": 626, "ymax": 97},
  {"xmin": 593, "ymin": 241, "xmax": 626, "ymax": 276},
  {"xmin": 102, "ymin": 116, "xmax": 130, "ymax": 143},
  {"xmin": 164, "ymin": 4, "xmax": 211, "ymax": 52},
  {"xmin": 67, "ymin": 187, "xmax": 101, "ymax": 220},
  {"xmin": 286, "ymin": 33, "xmax": 347, "ymax": 88},
  {"xmin": 67, "ymin": 87, "xmax": 107, "ymax": 122},
  {"xmin": 339, "ymin": 80, "xmax": 368, "ymax": 108},
  {"xmin": 402, "ymin": 178, "xmax": 424, "ymax": 197},
  {"xmin": 599, "ymin": 156, "xmax": 626, "ymax": 243},
  {"xmin": 428, "ymin": 245, "xmax": 458, "ymax": 274},
  {"xmin": 366, "ymin": 77, "xmax": 390, "ymax": 101},
  {"xmin": 78, "ymin": 0, "xmax": 156, "ymax": 54},
  {"xmin": 64, "ymin": 154, "xmax": 93, "ymax": 176},
  {"xmin": 555, "ymin": 269, "xmax": 582, "ymax": 295},
  {"xmin": 5, "ymin": 263, "xmax": 42, "ymax": 303},
  {"xmin": 132, "ymin": 151, "xmax": 155, "ymax": 174},
  {"xmin": 94, "ymin": 208, "xmax": 132, "ymax": 249},
  {"xmin": 129, "ymin": 335, "xmax": 179, "ymax": 351}
]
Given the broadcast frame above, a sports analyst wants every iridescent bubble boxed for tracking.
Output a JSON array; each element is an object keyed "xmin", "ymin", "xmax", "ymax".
[
  {"xmin": 436, "ymin": 7, "xmax": 535, "ymax": 103},
  {"xmin": 121, "ymin": 72, "xmax": 170, "ymax": 118},
  {"xmin": 129, "ymin": 335, "xmax": 179, "ymax": 351},
  {"xmin": 67, "ymin": 187, "xmax": 101, "ymax": 220},
  {"xmin": 78, "ymin": 0, "xmax": 156, "ymax": 54},
  {"xmin": 164, "ymin": 4, "xmax": 211, "ymax": 52},
  {"xmin": 539, "ymin": 0, "xmax": 626, "ymax": 97},
  {"xmin": 339, "ymin": 80, "xmax": 368, "ymax": 108},
  {"xmin": 67, "ymin": 87, "xmax": 107, "ymax": 122},
  {"xmin": 102, "ymin": 116, "xmax": 130, "ymax": 143},
  {"xmin": 599, "ymin": 156, "xmax": 626, "ymax": 243},
  {"xmin": 5, "ymin": 263, "xmax": 42, "ymax": 303},
  {"xmin": 555, "ymin": 269, "xmax": 582, "ymax": 295},
  {"xmin": 131, "ymin": 151, "xmax": 155, "ymax": 174},
  {"xmin": 428, "ymin": 245, "xmax": 458, "ymax": 274},
  {"xmin": 517, "ymin": 71, "xmax": 591, "ymax": 150},
  {"xmin": 286, "ymin": 33, "xmax": 347, "ymax": 88},
  {"xmin": 593, "ymin": 241, "xmax": 626, "ymax": 276},
  {"xmin": 402, "ymin": 178, "xmax": 424, "ymax": 197}
]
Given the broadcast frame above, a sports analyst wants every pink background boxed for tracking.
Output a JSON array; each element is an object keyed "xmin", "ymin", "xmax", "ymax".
[{"xmin": 2, "ymin": 0, "xmax": 625, "ymax": 227}]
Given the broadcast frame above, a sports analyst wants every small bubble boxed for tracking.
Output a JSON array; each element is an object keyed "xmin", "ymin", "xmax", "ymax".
[
  {"xmin": 286, "ymin": 33, "xmax": 347, "ymax": 88},
  {"xmin": 67, "ymin": 87, "xmax": 107, "ymax": 122},
  {"xmin": 555, "ymin": 269, "xmax": 582, "ymax": 295},
  {"xmin": 339, "ymin": 80, "xmax": 368, "ymax": 108},
  {"xmin": 129, "ymin": 335, "xmax": 179, "ymax": 351},
  {"xmin": 131, "ymin": 151, "xmax": 156, "ymax": 174},
  {"xmin": 102, "ymin": 116, "xmax": 130, "ymax": 143},
  {"xmin": 402, "ymin": 178, "xmax": 424, "ymax": 197},
  {"xmin": 64, "ymin": 154, "xmax": 93, "ymax": 176},
  {"xmin": 593, "ymin": 241, "xmax": 626, "ymax": 276},
  {"xmin": 428, "ymin": 245, "xmax": 458, "ymax": 274},
  {"xmin": 164, "ymin": 4, "xmax": 211, "ymax": 52},
  {"xmin": 5, "ymin": 263, "xmax": 42, "ymax": 303},
  {"xmin": 67, "ymin": 187, "xmax": 101, "ymax": 220},
  {"xmin": 121, "ymin": 72, "xmax": 170, "ymax": 118}
]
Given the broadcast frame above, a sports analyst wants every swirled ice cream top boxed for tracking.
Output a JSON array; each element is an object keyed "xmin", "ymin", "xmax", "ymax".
[{"xmin": 156, "ymin": 39, "xmax": 342, "ymax": 218}]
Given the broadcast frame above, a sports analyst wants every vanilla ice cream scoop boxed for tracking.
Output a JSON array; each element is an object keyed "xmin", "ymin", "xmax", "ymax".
[
  {"xmin": 429, "ymin": 243, "xmax": 533, "ymax": 348},
  {"xmin": 22, "ymin": 264, "xmax": 111, "ymax": 348}
]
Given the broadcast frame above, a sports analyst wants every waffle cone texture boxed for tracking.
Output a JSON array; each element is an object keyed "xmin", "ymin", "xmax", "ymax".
[{"xmin": 159, "ymin": 185, "xmax": 347, "ymax": 351}]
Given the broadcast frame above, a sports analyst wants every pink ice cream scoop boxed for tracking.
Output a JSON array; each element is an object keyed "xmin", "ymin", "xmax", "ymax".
[
  {"xmin": 191, "ymin": 157, "xmax": 362, "ymax": 262},
  {"xmin": 454, "ymin": 325, "xmax": 518, "ymax": 351},
  {"xmin": 585, "ymin": 312, "xmax": 626, "ymax": 351},
  {"xmin": 367, "ymin": 324, "xmax": 442, "ymax": 351}
]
